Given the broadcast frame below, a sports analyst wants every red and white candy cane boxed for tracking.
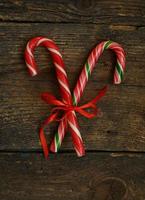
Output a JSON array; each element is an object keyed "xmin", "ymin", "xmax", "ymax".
[
  {"xmin": 24, "ymin": 36, "xmax": 85, "ymax": 158},
  {"xmin": 51, "ymin": 40, "xmax": 126, "ymax": 151},
  {"xmin": 73, "ymin": 40, "xmax": 126, "ymax": 104}
]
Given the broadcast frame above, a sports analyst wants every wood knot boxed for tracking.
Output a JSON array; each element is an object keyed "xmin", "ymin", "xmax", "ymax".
[{"xmin": 88, "ymin": 176, "xmax": 128, "ymax": 200}]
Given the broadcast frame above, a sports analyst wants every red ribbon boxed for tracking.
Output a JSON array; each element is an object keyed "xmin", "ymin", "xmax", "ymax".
[{"xmin": 39, "ymin": 85, "xmax": 108, "ymax": 158}]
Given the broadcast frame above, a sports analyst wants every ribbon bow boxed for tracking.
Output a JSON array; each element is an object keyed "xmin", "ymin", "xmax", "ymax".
[
  {"xmin": 24, "ymin": 37, "xmax": 126, "ymax": 158},
  {"xmin": 40, "ymin": 86, "xmax": 107, "ymax": 157}
]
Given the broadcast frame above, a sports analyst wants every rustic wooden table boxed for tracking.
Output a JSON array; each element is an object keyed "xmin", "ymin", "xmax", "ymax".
[{"xmin": 0, "ymin": 1, "xmax": 145, "ymax": 199}]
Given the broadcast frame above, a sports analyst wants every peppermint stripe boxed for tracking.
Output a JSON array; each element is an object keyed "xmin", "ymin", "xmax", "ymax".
[
  {"xmin": 104, "ymin": 40, "xmax": 113, "ymax": 50},
  {"xmin": 48, "ymin": 48, "xmax": 62, "ymax": 57},
  {"xmin": 72, "ymin": 93, "xmax": 77, "ymax": 105},
  {"xmin": 54, "ymin": 62, "xmax": 67, "ymax": 77},
  {"xmin": 68, "ymin": 120, "xmax": 82, "ymax": 139},
  {"xmin": 116, "ymin": 61, "xmax": 124, "ymax": 80},
  {"xmin": 85, "ymin": 60, "xmax": 91, "ymax": 80},
  {"xmin": 25, "ymin": 62, "xmax": 37, "ymax": 76},
  {"xmin": 85, "ymin": 61, "xmax": 91, "ymax": 77},
  {"xmin": 114, "ymin": 68, "xmax": 121, "ymax": 84},
  {"xmin": 58, "ymin": 79, "xmax": 71, "ymax": 95},
  {"xmin": 74, "ymin": 147, "xmax": 82, "ymax": 157},
  {"xmin": 26, "ymin": 43, "xmax": 34, "ymax": 58},
  {"xmin": 54, "ymin": 132, "xmax": 61, "ymax": 152},
  {"xmin": 37, "ymin": 38, "xmax": 53, "ymax": 46}
]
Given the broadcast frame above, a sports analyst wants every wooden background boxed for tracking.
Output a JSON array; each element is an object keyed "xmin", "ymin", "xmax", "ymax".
[{"xmin": 0, "ymin": 0, "xmax": 145, "ymax": 199}]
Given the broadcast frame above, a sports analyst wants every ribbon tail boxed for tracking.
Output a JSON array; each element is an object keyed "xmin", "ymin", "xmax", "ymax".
[
  {"xmin": 77, "ymin": 108, "xmax": 97, "ymax": 119},
  {"xmin": 41, "ymin": 92, "xmax": 65, "ymax": 106},
  {"xmin": 39, "ymin": 112, "xmax": 59, "ymax": 159},
  {"xmin": 39, "ymin": 127, "xmax": 49, "ymax": 159},
  {"xmin": 92, "ymin": 85, "xmax": 108, "ymax": 103}
]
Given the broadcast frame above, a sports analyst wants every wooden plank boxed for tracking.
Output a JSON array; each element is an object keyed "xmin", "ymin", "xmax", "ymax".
[
  {"xmin": 0, "ymin": 152, "xmax": 145, "ymax": 200},
  {"xmin": 0, "ymin": 23, "xmax": 145, "ymax": 151},
  {"xmin": 0, "ymin": 23, "xmax": 145, "ymax": 86},
  {"xmin": 1, "ymin": 77, "xmax": 145, "ymax": 151},
  {"xmin": 0, "ymin": 0, "xmax": 145, "ymax": 25}
]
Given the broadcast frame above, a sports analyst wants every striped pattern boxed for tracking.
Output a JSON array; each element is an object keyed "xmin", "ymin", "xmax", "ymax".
[
  {"xmin": 73, "ymin": 40, "xmax": 126, "ymax": 104},
  {"xmin": 49, "ymin": 41, "xmax": 125, "ymax": 156},
  {"xmin": 58, "ymin": 79, "xmax": 71, "ymax": 95},
  {"xmin": 24, "ymin": 36, "xmax": 85, "ymax": 157},
  {"xmin": 50, "ymin": 40, "xmax": 126, "ymax": 157},
  {"xmin": 103, "ymin": 41, "xmax": 126, "ymax": 84},
  {"xmin": 24, "ymin": 38, "xmax": 126, "ymax": 158}
]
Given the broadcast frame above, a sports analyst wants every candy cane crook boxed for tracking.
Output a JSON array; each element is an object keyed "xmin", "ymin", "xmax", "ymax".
[{"xmin": 73, "ymin": 40, "xmax": 126, "ymax": 104}]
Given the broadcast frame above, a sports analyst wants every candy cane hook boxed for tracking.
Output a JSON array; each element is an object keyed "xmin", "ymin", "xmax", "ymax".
[{"xmin": 73, "ymin": 40, "xmax": 126, "ymax": 104}]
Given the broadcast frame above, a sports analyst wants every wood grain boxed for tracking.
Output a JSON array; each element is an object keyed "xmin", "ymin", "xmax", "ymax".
[
  {"xmin": 0, "ymin": 23, "xmax": 145, "ymax": 86},
  {"xmin": 0, "ymin": 0, "xmax": 145, "ymax": 26},
  {"xmin": 1, "ymin": 152, "xmax": 145, "ymax": 200},
  {"xmin": 1, "ymin": 78, "xmax": 145, "ymax": 151},
  {"xmin": 0, "ymin": 1, "xmax": 145, "ymax": 199},
  {"xmin": 0, "ymin": 23, "xmax": 145, "ymax": 151}
]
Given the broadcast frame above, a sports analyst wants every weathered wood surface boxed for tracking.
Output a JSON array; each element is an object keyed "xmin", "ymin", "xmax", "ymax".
[
  {"xmin": 0, "ymin": 23, "xmax": 145, "ymax": 151},
  {"xmin": 0, "ymin": 23, "xmax": 145, "ymax": 86},
  {"xmin": 1, "ymin": 152, "xmax": 145, "ymax": 200},
  {"xmin": 0, "ymin": 1, "xmax": 145, "ymax": 199},
  {"xmin": 0, "ymin": 0, "xmax": 145, "ymax": 25}
]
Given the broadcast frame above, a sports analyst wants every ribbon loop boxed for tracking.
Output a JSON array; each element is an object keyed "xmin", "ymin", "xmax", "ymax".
[
  {"xmin": 40, "ymin": 85, "xmax": 108, "ymax": 157},
  {"xmin": 41, "ymin": 92, "xmax": 65, "ymax": 107}
]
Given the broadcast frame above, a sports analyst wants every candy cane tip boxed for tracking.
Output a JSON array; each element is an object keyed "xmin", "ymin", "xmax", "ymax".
[
  {"xmin": 77, "ymin": 153, "xmax": 85, "ymax": 157},
  {"xmin": 114, "ymin": 80, "xmax": 121, "ymax": 84},
  {"xmin": 28, "ymin": 70, "xmax": 37, "ymax": 77},
  {"xmin": 31, "ymin": 71, "xmax": 37, "ymax": 76}
]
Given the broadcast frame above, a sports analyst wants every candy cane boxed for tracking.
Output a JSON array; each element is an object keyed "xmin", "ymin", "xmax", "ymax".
[
  {"xmin": 51, "ymin": 40, "xmax": 126, "ymax": 151},
  {"xmin": 73, "ymin": 40, "xmax": 126, "ymax": 104},
  {"xmin": 24, "ymin": 36, "xmax": 85, "ymax": 157}
]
